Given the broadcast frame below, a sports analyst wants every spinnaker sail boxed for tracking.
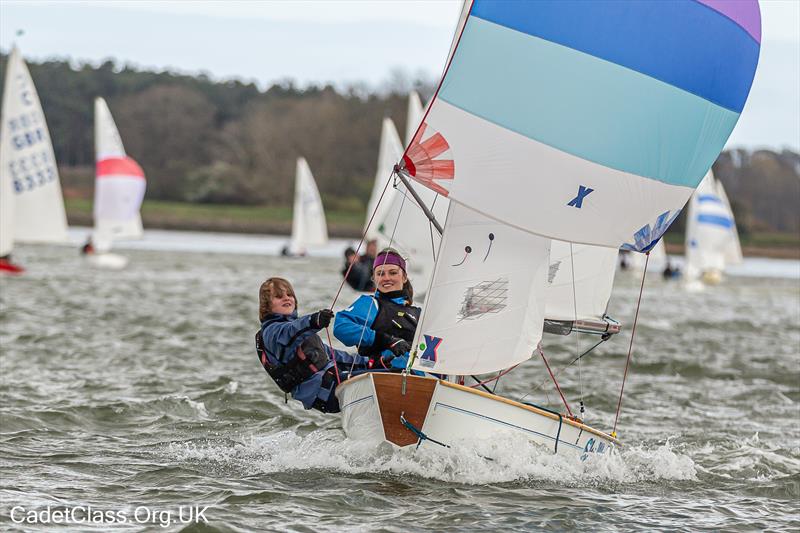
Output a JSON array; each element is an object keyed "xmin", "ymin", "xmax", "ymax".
[
  {"xmin": 409, "ymin": 0, "xmax": 760, "ymax": 375},
  {"xmin": 93, "ymin": 97, "xmax": 146, "ymax": 252},
  {"xmin": 402, "ymin": 1, "xmax": 761, "ymax": 251}
]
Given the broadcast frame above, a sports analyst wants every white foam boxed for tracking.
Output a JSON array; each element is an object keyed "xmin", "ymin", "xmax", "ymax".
[{"xmin": 165, "ymin": 429, "xmax": 698, "ymax": 486}]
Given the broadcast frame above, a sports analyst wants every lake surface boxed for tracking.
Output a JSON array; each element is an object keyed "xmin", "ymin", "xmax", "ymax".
[{"xmin": 1, "ymin": 230, "xmax": 798, "ymax": 531}]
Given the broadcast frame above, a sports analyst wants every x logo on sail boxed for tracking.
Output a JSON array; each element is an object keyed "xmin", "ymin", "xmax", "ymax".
[{"xmin": 567, "ymin": 185, "xmax": 594, "ymax": 208}]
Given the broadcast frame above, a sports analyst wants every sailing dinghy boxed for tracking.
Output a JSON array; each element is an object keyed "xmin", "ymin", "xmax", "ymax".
[
  {"xmin": 684, "ymin": 171, "xmax": 742, "ymax": 285},
  {"xmin": 88, "ymin": 97, "xmax": 146, "ymax": 269},
  {"xmin": 285, "ymin": 157, "xmax": 328, "ymax": 257},
  {"xmin": 336, "ymin": 0, "xmax": 761, "ymax": 457},
  {"xmin": 0, "ymin": 46, "xmax": 69, "ymax": 274}
]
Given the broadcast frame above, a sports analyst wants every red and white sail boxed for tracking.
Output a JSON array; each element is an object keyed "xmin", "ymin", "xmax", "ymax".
[{"xmin": 93, "ymin": 97, "xmax": 146, "ymax": 251}]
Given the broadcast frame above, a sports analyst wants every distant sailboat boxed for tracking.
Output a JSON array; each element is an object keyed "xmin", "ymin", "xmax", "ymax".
[
  {"xmin": 336, "ymin": 0, "xmax": 760, "ymax": 457},
  {"xmin": 285, "ymin": 157, "xmax": 327, "ymax": 256},
  {"xmin": 685, "ymin": 171, "xmax": 742, "ymax": 284},
  {"xmin": 0, "ymin": 45, "xmax": 69, "ymax": 274},
  {"xmin": 87, "ymin": 97, "xmax": 146, "ymax": 269},
  {"xmin": 363, "ymin": 92, "xmax": 449, "ymax": 290}
]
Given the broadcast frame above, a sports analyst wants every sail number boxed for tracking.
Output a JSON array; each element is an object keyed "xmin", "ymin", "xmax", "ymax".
[{"xmin": 9, "ymin": 150, "xmax": 57, "ymax": 194}]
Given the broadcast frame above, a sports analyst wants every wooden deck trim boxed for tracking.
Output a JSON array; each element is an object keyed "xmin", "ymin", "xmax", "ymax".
[{"xmin": 439, "ymin": 381, "xmax": 620, "ymax": 445}]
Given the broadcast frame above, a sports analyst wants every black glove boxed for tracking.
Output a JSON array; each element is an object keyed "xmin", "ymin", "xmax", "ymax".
[
  {"xmin": 379, "ymin": 354, "xmax": 396, "ymax": 368},
  {"xmin": 311, "ymin": 309, "xmax": 334, "ymax": 329},
  {"xmin": 387, "ymin": 337, "xmax": 411, "ymax": 357}
]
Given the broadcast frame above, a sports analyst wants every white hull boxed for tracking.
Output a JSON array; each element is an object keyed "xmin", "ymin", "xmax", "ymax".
[
  {"xmin": 86, "ymin": 253, "xmax": 128, "ymax": 270},
  {"xmin": 337, "ymin": 373, "xmax": 617, "ymax": 458}
]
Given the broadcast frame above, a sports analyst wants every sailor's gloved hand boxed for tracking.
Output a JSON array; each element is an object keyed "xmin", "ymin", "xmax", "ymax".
[
  {"xmin": 310, "ymin": 309, "xmax": 334, "ymax": 329},
  {"xmin": 387, "ymin": 337, "xmax": 411, "ymax": 357}
]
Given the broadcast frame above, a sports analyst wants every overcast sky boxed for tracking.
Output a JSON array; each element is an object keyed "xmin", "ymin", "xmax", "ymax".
[{"xmin": 1, "ymin": 0, "xmax": 798, "ymax": 151}]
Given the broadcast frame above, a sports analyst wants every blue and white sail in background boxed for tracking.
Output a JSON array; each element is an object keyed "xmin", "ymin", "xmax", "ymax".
[
  {"xmin": 409, "ymin": 0, "xmax": 761, "ymax": 375},
  {"xmin": 685, "ymin": 171, "xmax": 742, "ymax": 281}
]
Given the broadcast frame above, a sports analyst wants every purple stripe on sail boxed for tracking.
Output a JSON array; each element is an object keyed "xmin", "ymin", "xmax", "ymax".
[{"xmin": 696, "ymin": 0, "xmax": 761, "ymax": 43}]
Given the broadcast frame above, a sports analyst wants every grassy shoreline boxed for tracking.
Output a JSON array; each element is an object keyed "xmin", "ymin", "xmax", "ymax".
[{"xmin": 67, "ymin": 199, "xmax": 800, "ymax": 259}]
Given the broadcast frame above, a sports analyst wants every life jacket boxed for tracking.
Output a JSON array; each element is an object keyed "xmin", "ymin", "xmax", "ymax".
[
  {"xmin": 358, "ymin": 296, "xmax": 421, "ymax": 358},
  {"xmin": 255, "ymin": 329, "xmax": 330, "ymax": 394}
]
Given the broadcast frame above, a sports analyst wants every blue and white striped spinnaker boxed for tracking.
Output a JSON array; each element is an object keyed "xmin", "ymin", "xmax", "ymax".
[{"xmin": 402, "ymin": 0, "xmax": 761, "ymax": 252}]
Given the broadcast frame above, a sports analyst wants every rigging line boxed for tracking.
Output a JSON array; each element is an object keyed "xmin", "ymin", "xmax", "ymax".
[
  {"xmin": 538, "ymin": 346, "xmax": 574, "ymax": 418},
  {"xmin": 612, "ymin": 251, "xmax": 649, "ymax": 438},
  {"xmin": 520, "ymin": 336, "xmax": 608, "ymax": 400},
  {"xmin": 568, "ymin": 243, "xmax": 584, "ymax": 412},
  {"xmin": 468, "ymin": 364, "xmax": 519, "ymax": 390},
  {"xmin": 323, "ymin": 327, "xmax": 341, "ymax": 385},
  {"xmin": 331, "ymin": 170, "xmax": 393, "ymax": 309}
]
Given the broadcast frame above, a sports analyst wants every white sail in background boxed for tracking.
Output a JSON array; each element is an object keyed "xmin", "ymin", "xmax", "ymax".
[
  {"xmin": 685, "ymin": 171, "xmax": 741, "ymax": 279},
  {"xmin": 364, "ymin": 118, "xmax": 403, "ymax": 242},
  {"xmin": 0, "ymin": 46, "xmax": 68, "ymax": 245},
  {"xmin": 545, "ymin": 241, "xmax": 617, "ymax": 322},
  {"xmin": 405, "ymin": 91, "xmax": 424, "ymax": 146},
  {"xmin": 412, "ymin": 202, "xmax": 550, "ymax": 375},
  {"xmin": 289, "ymin": 157, "xmax": 328, "ymax": 254},
  {"xmin": 93, "ymin": 97, "xmax": 146, "ymax": 252},
  {"xmin": 364, "ymin": 93, "xmax": 449, "ymax": 289}
]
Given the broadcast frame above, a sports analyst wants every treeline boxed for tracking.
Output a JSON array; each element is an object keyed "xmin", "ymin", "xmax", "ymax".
[{"xmin": 0, "ymin": 53, "xmax": 798, "ymax": 234}]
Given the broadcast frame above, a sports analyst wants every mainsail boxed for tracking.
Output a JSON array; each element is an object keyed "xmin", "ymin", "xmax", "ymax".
[
  {"xmin": 409, "ymin": 1, "xmax": 761, "ymax": 375},
  {"xmin": 0, "ymin": 46, "xmax": 68, "ymax": 247},
  {"xmin": 289, "ymin": 157, "xmax": 328, "ymax": 254},
  {"xmin": 93, "ymin": 97, "xmax": 146, "ymax": 252},
  {"xmin": 685, "ymin": 171, "xmax": 742, "ymax": 279}
]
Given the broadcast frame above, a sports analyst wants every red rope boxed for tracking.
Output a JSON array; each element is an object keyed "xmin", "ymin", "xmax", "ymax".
[
  {"xmin": 539, "ymin": 347, "xmax": 574, "ymax": 418},
  {"xmin": 469, "ymin": 364, "xmax": 518, "ymax": 389},
  {"xmin": 613, "ymin": 251, "xmax": 650, "ymax": 436}
]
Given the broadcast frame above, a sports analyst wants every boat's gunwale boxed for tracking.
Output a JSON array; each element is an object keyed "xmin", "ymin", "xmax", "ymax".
[{"xmin": 338, "ymin": 372, "xmax": 620, "ymax": 445}]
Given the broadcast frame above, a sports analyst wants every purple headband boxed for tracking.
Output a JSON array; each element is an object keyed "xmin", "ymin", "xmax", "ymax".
[{"xmin": 373, "ymin": 252, "xmax": 406, "ymax": 272}]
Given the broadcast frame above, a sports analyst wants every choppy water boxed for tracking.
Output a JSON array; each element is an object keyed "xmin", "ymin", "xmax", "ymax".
[{"xmin": 1, "ymin": 231, "xmax": 798, "ymax": 532}]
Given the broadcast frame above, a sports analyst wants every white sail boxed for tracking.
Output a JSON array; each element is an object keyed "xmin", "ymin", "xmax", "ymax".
[
  {"xmin": 289, "ymin": 157, "xmax": 328, "ymax": 254},
  {"xmin": 411, "ymin": 202, "xmax": 550, "ymax": 375},
  {"xmin": 545, "ymin": 241, "xmax": 617, "ymax": 322},
  {"xmin": 0, "ymin": 46, "xmax": 68, "ymax": 245},
  {"xmin": 405, "ymin": 91, "xmax": 424, "ymax": 146},
  {"xmin": 685, "ymin": 171, "xmax": 741, "ymax": 279},
  {"xmin": 364, "ymin": 118, "xmax": 403, "ymax": 241},
  {"xmin": 92, "ymin": 97, "xmax": 146, "ymax": 252}
]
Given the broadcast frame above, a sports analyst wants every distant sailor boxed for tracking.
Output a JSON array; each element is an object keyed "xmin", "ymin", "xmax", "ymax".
[
  {"xmin": 255, "ymin": 277, "xmax": 368, "ymax": 413},
  {"xmin": 81, "ymin": 239, "xmax": 95, "ymax": 255},
  {"xmin": 334, "ymin": 248, "xmax": 420, "ymax": 370},
  {"xmin": 341, "ymin": 246, "xmax": 375, "ymax": 292}
]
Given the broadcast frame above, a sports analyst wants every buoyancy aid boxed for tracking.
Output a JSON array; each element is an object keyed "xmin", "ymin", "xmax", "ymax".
[
  {"xmin": 256, "ymin": 330, "xmax": 330, "ymax": 394},
  {"xmin": 358, "ymin": 293, "xmax": 421, "ymax": 358}
]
